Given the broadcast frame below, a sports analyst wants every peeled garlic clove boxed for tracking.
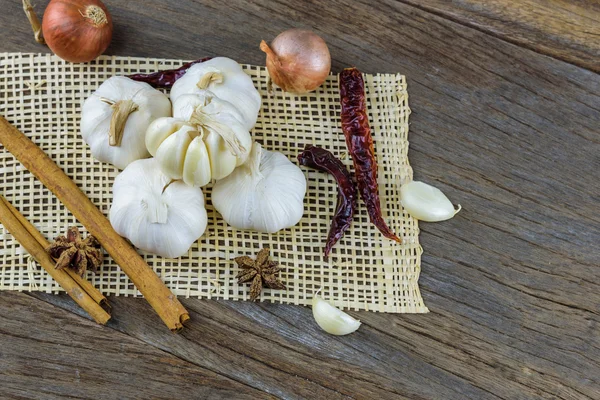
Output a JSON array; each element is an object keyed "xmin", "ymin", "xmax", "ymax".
[
  {"xmin": 183, "ymin": 135, "xmax": 212, "ymax": 187},
  {"xmin": 312, "ymin": 295, "xmax": 361, "ymax": 336},
  {"xmin": 154, "ymin": 125, "xmax": 198, "ymax": 180},
  {"xmin": 400, "ymin": 181, "xmax": 461, "ymax": 222}
]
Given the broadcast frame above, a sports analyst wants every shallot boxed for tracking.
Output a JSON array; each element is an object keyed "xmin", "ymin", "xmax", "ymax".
[
  {"xmin": 42, "ymin": 0, "xmax": 113, "ymax": 63},
  {"xmin": 260, "ymin": 29, "xmax": 331, "ymax": 93}
]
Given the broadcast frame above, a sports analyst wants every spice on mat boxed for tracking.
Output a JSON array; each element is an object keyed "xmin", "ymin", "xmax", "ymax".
[
  {"xmin": 0, "ymin": 196, "xmax": 110, "ymax": 324},
  {"xmin": 128, "ymin": 57, "xmax": 212, "ymax": 89},
  {"xmin": 235, "ymin": 248, "xmax": 286, "ymax": 301},
  {"xmin": 0, "ymin": 116, "xmax": 190, "ymax": 332},
  {"xmin": 298, "ymin": 145, "xmax": 357, "ymax": 256},
  {"xmin": 339, "ymin": 67, "xmax": 401, "ymax": 243},
  {"xmin": 47, "ymin": 227, "xmax": 103, "ymax": 276}
]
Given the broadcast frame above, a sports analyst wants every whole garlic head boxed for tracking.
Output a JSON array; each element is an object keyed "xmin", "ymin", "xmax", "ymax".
[
  {"xmin": 212, "ymin": 142, "xmax": 307, "ymax": 233},
  {"xmin": 109, "ymin": 158, "xmax": 208, "ymax": 258},
  {"xmin": 81, "ymin": 76, "xmax": 171, "ymax": 169},
  {"xmin": 170, "ymin": 57, "xmax": 261, "ymax": 131},
  {"xmin": 146, "ymin": 107, "xmax": 252, "ymax": 188}
]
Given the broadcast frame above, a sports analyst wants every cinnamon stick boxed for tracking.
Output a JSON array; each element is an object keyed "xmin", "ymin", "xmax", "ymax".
[
  {"xmin": 0, "ymin": 196, "xmax": 110, "ymax": 324},
  {"xmin": 1, "ymin": 196, "xmax": 110, "ymax": 311},
  {"xmin": 0, "ymin": 116, "xmax": 190, "ymax": 332}
]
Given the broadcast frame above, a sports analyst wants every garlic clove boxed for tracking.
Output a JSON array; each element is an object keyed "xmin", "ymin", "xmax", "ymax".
[
  {"xmin": 312, "ymin": 295, "xmax": 361, "ymax": 335},
  {"xmin": 145, "ymin": 117, "xmax": 189, "ymax": 156},
  {"xmin": 400, "ymin": 181, "xmax": 461, "ymax": 222},
  {"xmin": 183, "ymin": 135, "xmax": 212, "ymax": 187},
  {"xmin": 155, "ymin": 124, "xmax": 198, "ymax": 180},
  {"xmin": 204, "ymin": 130, "xmax": 237, "ymax": 181}
]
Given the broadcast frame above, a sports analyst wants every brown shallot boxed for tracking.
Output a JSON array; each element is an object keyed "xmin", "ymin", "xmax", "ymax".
[
  {"xmin": 42, "ymin": 0, "xmax": 113, "ymax": 63},
  {"xmin": 260, "ymin": 29, "xmax": 331, "ymax": 93}
]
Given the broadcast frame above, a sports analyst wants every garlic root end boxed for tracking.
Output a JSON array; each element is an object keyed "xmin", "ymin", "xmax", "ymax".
[
  {"xmin": 196, "ymin": 72, "xmax": 224, "ymax": 90},
  {"xmin": 108, "ymin": 100, "xmax": 138, "ymax": 147}
]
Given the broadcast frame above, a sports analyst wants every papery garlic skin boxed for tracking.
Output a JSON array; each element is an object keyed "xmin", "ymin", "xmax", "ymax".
[
  {"xmin": 312, "ymin": 295, "xmax": 361, "ymax": 336},
  {"xmin": 212, "ymin": 143, "xmax": 306, "ymax": 233},
  {"xmin": 170, "ymin": 57, "xmax": 261, "ymax": 131},
  {"xmin": 81, "ymin": 76, "xmax": 171, "ymax": 169},
  {"xmin": 400, "ymin": 181, "xmax": 460, "ymax": 222},
  {"xmin": 174, "ymin": 93, "xmax": 253, "ymax": 168},
  {"xmin": 109, "ymin": 158, "xmax": 207, "ymax": 258}
]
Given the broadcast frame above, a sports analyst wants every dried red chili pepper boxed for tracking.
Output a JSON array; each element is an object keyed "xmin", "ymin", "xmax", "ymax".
[
  {"xmin": 298, "ymin": 145, "xmax": 357, "ymax": 256},
  {"xmin": 339, "ymin": 67, "xmax": 401, "ymax": 242},
  {"xmin": 128, "ymin": 57, "xmax": 212, "ymax": 88}
]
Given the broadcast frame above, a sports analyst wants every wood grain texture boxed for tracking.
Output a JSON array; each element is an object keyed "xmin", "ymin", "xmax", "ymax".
[
  {"xmin": 396, "ymin": 0, "xmax": 600, "ymax": 72},
  {"xmin": 2, "ymin": 0, "xmax": 600, "ymax": 399},
  {"xmin": 0, "ymin": 293, "xmax": 272, "ymax": 400}
]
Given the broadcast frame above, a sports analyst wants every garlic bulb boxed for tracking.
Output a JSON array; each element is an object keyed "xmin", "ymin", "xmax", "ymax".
[
  {"xmin": 212, "ymin": 142, "xmax": 306, "ymax": 233},
  {"xmin": 109, "ymin": 158, "xmax": 207, "ymax": 258},
  {"xmin": 312, "ymin": 295, "xmax": 361, "ymax": 335},
  {"xmin": 170, "ymin": 57, "xmax": 261, "ymax": 130},
  {"xmin": 173, "ymin": 93, "xmax": 253, "ymax": 169},
  {"xmin": 145, "ymin": 94, "xmax": 252, "ymax": 187},
  {"xmin": 400, "ymin": 181, "xmax": 461, "ymax": 222},
  {"xmin": 81, "ymin": 76, "xmax": 171, "ymax": 169}
]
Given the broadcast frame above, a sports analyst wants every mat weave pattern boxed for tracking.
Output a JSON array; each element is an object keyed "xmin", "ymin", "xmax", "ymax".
[{"xmin": 0, "ymin": 53, "xmax": 427, "ymax": 313}]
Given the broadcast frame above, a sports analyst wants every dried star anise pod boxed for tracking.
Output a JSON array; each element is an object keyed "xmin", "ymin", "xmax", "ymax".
[
  {"xmin": 234, "ymin": 248, "xmax": 286, "ymax": 301},
  {"xmin": 46, "ymin": 227, "xmax": 104, "ymax": 276}
]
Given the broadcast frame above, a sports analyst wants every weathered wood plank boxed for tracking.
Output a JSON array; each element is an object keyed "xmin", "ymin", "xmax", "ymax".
[
  {"xmin": 0, "ymin": 292, "xmax": 273, "ymax": 400},
  {"xmin": 1, "ymin": 0, "xmax": 599, "ymax": 399},
  {"xmin": 395, "ymin": 0, "xmax": 600, "ymax": 72},
  {"xmin": 30, "ymin": 292, "xmax": 501, "ymax": 400}
]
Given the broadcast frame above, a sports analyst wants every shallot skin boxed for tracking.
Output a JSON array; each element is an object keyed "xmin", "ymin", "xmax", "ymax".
[
  {"xmin": 42, "ymin": 0, "xmax": 113, "ymax": 63},
  {"xmin": 261, "ymin": 29, "xmax": 331, "ymax": 93}
]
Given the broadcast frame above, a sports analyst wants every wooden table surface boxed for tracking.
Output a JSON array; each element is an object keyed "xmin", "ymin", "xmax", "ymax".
[{"xmin": 1, "ymin": 1, "xmax": 599, "ymax": 399}]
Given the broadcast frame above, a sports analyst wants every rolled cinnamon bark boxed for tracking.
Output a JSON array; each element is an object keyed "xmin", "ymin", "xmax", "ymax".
[
  {"xmin": 0, "ymin": 116, "xmax": 189, "ymax": 332},
  {"xmin": 2, "ymin": 196, "xmax": 110, "ymax": 312},
  {"xmin": 0, "ymin": 196, "xmax": 110, "ymax": 324}
]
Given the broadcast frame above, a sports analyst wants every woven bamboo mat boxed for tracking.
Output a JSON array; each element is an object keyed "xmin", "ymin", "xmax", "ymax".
[{"xmin": 0, "ymin": 52, "xmax": 427, "ymax": 313}]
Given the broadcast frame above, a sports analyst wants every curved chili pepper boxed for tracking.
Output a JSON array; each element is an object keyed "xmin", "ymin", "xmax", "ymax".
[
  {"xmin": 339, "ymin": 67, "xmax": 401, "ymax": 242},
  {"xmin": 128, "ymin": 57, "xmax": 212, "ymax": 88},
  {"xmin": 298, "ymin": 145, "xmax": 357, "ymax": 257}
]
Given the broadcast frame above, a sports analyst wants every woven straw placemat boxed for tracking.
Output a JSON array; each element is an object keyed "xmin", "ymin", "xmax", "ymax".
[{"xmin": 0, "ymin": 53, "xmax": 427, "ymax": 313}]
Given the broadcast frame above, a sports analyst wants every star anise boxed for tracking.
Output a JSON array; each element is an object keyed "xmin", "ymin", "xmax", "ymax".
[
  {"xmin": 235, "ymin": 248, "xmax": 286, "ymax": 301},
  {"xmin": 46, "ymin": 227, "xmax": 104, "ymax": 276}
]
